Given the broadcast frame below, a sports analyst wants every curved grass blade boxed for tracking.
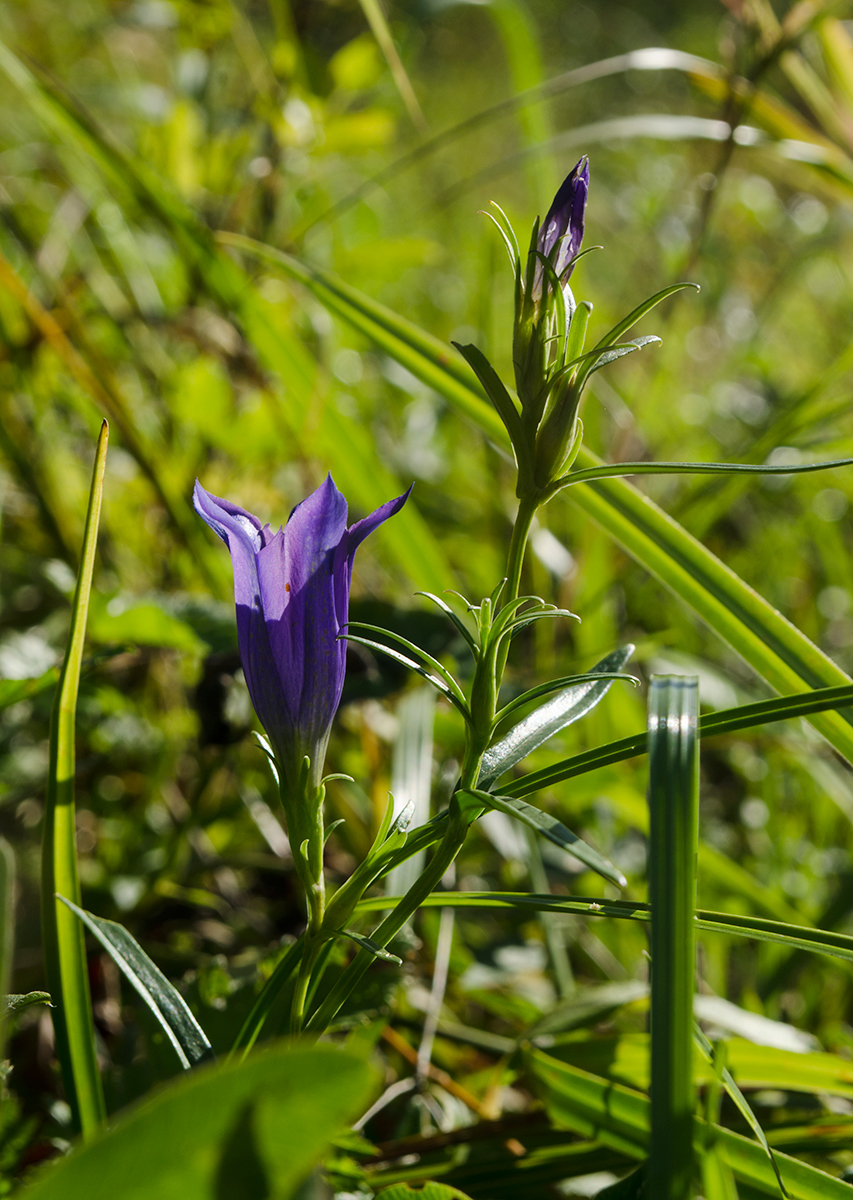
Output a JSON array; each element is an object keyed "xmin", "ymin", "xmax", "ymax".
[
  {"xmin": 41, "ymin": 421, "xmax": 108, "ymax": 1138},
  {"xmin": 453, "ymin": 341, "xmax": 525, "ymax": 446},
  {"xmin": 694, "ymin": 1024, "xmax": 786, "ymax": 1198},
  {"xmin": 460, "ymin": 788, "xmax": 626, "ymax": 887},
  {"xmin": 569, "ymin": 443, "xmax": 853, "ymax": 763},
  {"xmin": 572, "ymin": 284, "xmax": 699, "ymax": 393},
  {"xmin": 647, "ymin": 677, "xmax": 699, "ymax": 1200},
  {"xmin": 416, "ymin": 592, "xmax": 479, "ymax": 656},
  {"xmin": 58, "ymin": 897, "xmax": 213, "ymax": 1069},
  {"xmin": 4, "ymin": 992, "xmax": 51, "ymax": 1014},
  {"xmin": 504, "ymin": 682, "xmax": 853, "ymax": 798},
  {"xmin": 479, "ymin": 645, "xmax": 635, "ymax": 787}
]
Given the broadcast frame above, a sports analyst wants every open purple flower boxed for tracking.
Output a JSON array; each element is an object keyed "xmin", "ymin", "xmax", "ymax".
[
  {"xmin": 532, "ymin": 156, "xmax": 589, "ymax": 306},
  {"xmin": 194, "ymin": 475, "xmax": 410, "ymax": 792}
]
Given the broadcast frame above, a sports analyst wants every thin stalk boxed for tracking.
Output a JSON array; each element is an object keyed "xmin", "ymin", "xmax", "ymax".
[
  {"xmin": 41, "ymin": 421, "xmax": 109, "ymax": 1138},
  {"xmin": 647, "ymin": 675, "xmax": 699, "ymax": 1200},
  {"xmin": 290, "ymin": 936, "xmax": 323, "ymax": 1035}
]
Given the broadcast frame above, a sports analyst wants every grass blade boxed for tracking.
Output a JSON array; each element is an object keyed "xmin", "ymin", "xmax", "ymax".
[
  {"xmin": 504, "ymin": 683, "xmax": 853, "ymax": 797},
  {"xmin": 357, "ymin": 892, "xmax": 853, "ymax": 967},
  {"xmin": 57, "ymin": 897, "xmax": 213, "ymax": 1070},
  {"xmin": 647, "ymin": 677, "xmax": 699, "ymax": 1200},
  {"xmin": 41, "ymin": 421, "xmax": 108, "ymax": 1138},
  {"xmin": 567, "ymin": 445, "xmax": 853, "ymax": 762},
  {"xmin": 528, "ymin": 1050, "xmax": 850, "ymax": 1198}
]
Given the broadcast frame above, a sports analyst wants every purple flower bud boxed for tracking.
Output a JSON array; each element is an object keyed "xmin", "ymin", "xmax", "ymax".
[
  {"xmin": 533, "ymin": 156, "xmax": 589, "ymax": 303},
  {"xmin": 194, "ymin": 475, "xmax": 410, "ymax": 791}
]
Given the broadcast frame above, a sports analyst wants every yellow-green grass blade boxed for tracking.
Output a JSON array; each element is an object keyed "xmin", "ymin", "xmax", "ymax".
[
  {"xmin": 0, "ymin": 840, "xmax": 14, "ymax": 1060},
  {"xmin": 566, "ymin": 446, "xmax": 853, "ymax": 761},
  {"xmin": 215, "ymin": 237, "xmax": 853, "ymax": 764},
  {"xmin": 527, "ymin": 1051, "xmax": 850, "ymax": 1198},
  {"xmin": 41, "ymin": 421, "xmax": 108, "ymax": 1138},
  {"xmin": 647, "ymin": 677, "xmax": 699, "ymax": 1200}
]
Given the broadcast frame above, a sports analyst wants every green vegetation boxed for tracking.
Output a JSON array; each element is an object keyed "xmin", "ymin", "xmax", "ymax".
[{"xmin": 4, "ymin": 0, "xmax": 853, "ymax": 1196}]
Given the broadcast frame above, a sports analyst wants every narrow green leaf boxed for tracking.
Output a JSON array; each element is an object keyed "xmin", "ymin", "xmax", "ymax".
[
  {"xmin": 22, "ymin": 1042, "xmax": 375, "ymax": 1200},
  {"xmin": 333, "ymin": 930, "xmax": 403, "ymax": 965},
  {"xmin": 647, "ymin": 676, "xmax": 699, "ymax": 1200},
  {"xmin": 572, "ymin": 283, "xmax": 698, "ymax": 392},
  {"xmin": 694, "ymin": 1025, "xmax": 786, "ymax": 1198},
  {"xmin": 356, "ymin": 892, "xmax": 853, "ymax": 969},
  {"xmin": 460, "ymin": 788, "xmax": 626, "ymax": 887},
  {"xmin": 504, "ymin": 683, "xmax": 853, "ymax": 798},
  {"xmin": 557, "ymin": 455, "xmax": 853, "ymax": 490},
  {"xmin": 568, "ymin": 444, "xmax": 853, "ymax": 764},
  {"xmin": 41, "ymin": 421, "xmax": 108, "ymax": 1138},
  {"xmin": 4, "ymin": 991, "xmax": 51, "ymax": 1014},
  {"xmin": 452, "ymin": 342, "xmax": 525, "ymax": 445},
  {"xmin": 416, "ymin": 591, "xmax": 480, "ymax": 656},
  {"xmin": 345, "ymin": 622, "xmax": 468, "ymax": 704},
  {"xmin": 494, "ymin": 670, "xmax": 638, "ymax": 724},
  {"xmin": 343, "ymin": 633, "xmax": 472, "ymax": 721},
  {"xmin": 479, "ymin": 645, "xmax": 635, "ymax": 786},
  {"xmin": 58, "ymin": 896, "xmax": 213, "ymax": 1070}
]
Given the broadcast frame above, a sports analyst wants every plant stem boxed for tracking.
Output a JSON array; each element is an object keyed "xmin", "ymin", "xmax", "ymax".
[
  {"xmin": 505, "ymin": 495, "xmax": 538, "ymax": 608},
  {"xmin": 290, "ymin": 935, "xmax": 323, "ymax": 1035}
]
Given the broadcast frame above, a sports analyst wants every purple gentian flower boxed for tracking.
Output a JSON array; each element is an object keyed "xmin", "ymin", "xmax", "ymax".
[
  {"xmin": 194, "ymin": 475, "xmax": 410, "ymax": 792},
  {"xmin": 532, "ymin": 156, "xmax": 589, "ymax": 305}
]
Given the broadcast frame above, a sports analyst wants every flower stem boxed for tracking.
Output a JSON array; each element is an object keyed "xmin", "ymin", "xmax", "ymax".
[
  {"xmin": 290, "ymin": 934, "xmax": 323, "ymax": 1035},
  {"xmin": 504, "ymin": 494, "xmax": 539, "ymax": 609}
]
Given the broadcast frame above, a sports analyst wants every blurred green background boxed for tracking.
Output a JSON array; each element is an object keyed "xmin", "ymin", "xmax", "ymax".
[{"xmin": 4, "ymin": 0, "xmax": 853, "ymax": 1187}]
